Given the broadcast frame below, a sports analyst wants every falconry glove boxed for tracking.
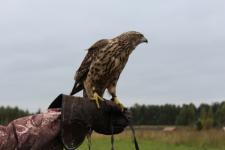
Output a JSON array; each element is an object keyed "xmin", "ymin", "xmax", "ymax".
[{"xmin": 48, "ymin": 94, "xmax": 132, "ymax": 150}]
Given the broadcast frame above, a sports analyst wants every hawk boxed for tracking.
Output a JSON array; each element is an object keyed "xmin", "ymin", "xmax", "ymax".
[{"xmin": 70, "ymin": 31, "xmax": 148, "ymax": 110}]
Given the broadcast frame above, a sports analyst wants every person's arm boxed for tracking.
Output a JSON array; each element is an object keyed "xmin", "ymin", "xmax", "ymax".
[{"xmin": 0, "ymin": 94, "xmax": 129, "ymax": 150}]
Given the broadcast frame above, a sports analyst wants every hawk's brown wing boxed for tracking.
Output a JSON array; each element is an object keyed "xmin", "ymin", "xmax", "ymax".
[{"xmin": 70, "ymin": 39, "xmax": 109, "ymax": 95}]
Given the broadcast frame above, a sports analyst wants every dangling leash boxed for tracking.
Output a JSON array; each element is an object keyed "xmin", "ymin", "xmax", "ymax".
[
  {"xmin": 87, "ymin": 128, "xmax": 92, "ymax": 150},
  {"xmin": 128, "ymin": 123, "xmax": 139, "ymax": 150},
  {"xmin": 110, "ymin": 112, "xmax": 115, "ymax": 150},
  {"xmin": 110, "ymin": 111, "xmax": 140, "ymax": 150}
]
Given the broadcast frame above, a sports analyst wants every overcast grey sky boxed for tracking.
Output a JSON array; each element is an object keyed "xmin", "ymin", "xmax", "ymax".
[{"xmin": 0, "ymin": 0, "xmax": 225, "ymax": 112}]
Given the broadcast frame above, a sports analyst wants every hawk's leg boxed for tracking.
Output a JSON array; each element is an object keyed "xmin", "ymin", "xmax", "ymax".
[
  {"xmin": 107, "ymin": 84, "xmax": 124, "ymax": 112},
  {"xmin": 83, "ymin": 89, "xmax": 88, "ymax": 98},
  {"xmin": 112, "ymin": 97, "xmax": 125, "ymax": 112},
  {"xmin": 91, "ymin": 87, "xmax": 103, "ymax": 109}
]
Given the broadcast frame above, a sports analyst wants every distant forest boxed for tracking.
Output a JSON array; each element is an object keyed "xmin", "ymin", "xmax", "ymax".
[
  {"xmin": 0, "ymin": 106, "xmax": 30, "ymax": 125},
  {"xmin": 1, "ymin": 101, "xmax": 225, "ymax": 129},
  {"xmin": 130, "ymin": 101, "xmax": 225, "ymax": 129}
]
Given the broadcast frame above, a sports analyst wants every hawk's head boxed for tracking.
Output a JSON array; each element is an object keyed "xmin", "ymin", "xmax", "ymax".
[{"xmin": 117, "ymin": 31, "xmax": 148, "ymax": 47}]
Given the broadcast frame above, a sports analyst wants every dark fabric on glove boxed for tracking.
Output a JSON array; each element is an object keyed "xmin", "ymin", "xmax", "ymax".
[{"xmin": 48, "ymin": 94, "xmax": 130, "ymax": 150}]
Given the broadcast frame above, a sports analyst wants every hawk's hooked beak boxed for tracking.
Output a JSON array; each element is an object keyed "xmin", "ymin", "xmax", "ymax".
[{"xmin": 141, "ymin": 36, "xmax": 148, "ymax": 43}]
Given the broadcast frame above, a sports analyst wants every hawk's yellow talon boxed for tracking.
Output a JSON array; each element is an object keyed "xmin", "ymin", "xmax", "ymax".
[
  {"xmin": 91, "ymin": 92, "xmax": 103, "ymax": 108},
  {"xmin": 113, "ymin": 97, "xmax": 124, "ymax": 112}
]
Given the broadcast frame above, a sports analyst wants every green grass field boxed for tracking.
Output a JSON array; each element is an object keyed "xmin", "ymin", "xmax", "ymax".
[
  {"xmin": 77, "ymin": 127, "xmax": 225, "ymax": 150},
  {"xmin": 77, "ymin": 138, "xmax": 223, "ymax": 150}
]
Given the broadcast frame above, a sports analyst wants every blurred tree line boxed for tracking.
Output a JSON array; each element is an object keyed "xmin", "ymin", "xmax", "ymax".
[
  {"xmin": 130, "ymin": 101, "xmax": 225, "ymax": 129},
  {"xmin": 0, "ymin": 106, "xmax": 30, "ymax": 125}
]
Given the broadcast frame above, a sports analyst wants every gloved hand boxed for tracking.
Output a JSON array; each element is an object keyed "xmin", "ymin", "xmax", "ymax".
[{"xmin": 49, "ymin": 94, "xmax": 130, "ymax": 150}]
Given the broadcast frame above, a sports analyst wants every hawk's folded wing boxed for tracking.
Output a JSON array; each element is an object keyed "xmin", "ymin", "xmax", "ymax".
[{"xmin": 70, "ymin": 39, "xmax": 109, "ymax": 95}]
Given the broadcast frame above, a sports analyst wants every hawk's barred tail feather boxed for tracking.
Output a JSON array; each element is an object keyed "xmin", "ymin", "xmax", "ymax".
[{"xmin": 70, "ymin": 82, "xmax": 83, "ymax": 96}]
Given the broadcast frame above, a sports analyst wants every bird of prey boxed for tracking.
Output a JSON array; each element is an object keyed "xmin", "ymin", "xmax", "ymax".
[{"xmin": 70, "ymin": 31, "xmax": 148, "ymax": 110}]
